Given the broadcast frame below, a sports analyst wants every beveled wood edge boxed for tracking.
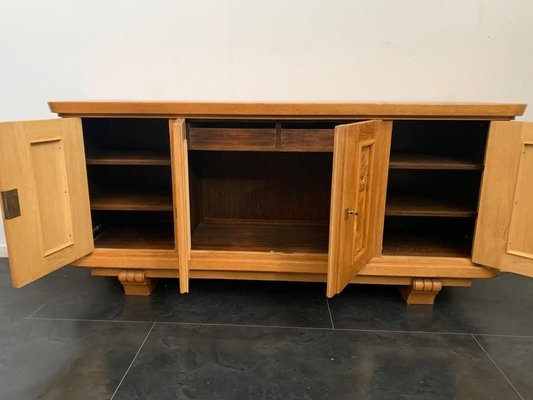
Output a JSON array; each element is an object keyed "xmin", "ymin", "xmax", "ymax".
[
  {"xmin": 48, "ymin": 101, "xmax": 526, "ymax": 119},
  {"xmin": 90, "ymin": 267, "xmax": 472, "ymax": 287},
  {"xmin": 74, "ymin": 249, "xmax": 498, "ymax": 279},
  {"xmin": 72, "ymin": 249, "xmax": 179, "ymax": 270}
]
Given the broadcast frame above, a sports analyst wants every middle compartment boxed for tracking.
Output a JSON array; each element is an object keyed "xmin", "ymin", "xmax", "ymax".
[{"xmin": 188, "ymin": 150, "xmax": 333, "ymax": 254}]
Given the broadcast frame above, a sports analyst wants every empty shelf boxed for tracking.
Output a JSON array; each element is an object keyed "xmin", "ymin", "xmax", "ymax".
[
  {"xmin": 191, "ymin": 221, "xmax": 329, "ymax": 253},
  {"xmin": 382, "ymin": 229, "xmax": 472, "ymax": 257},
  {"xmin": 386, "ymin": 193, "xmax": 477, "ymax": 217},
  {"xmin": 91, "ymin": 190, "xmax": 173, "ymax": 211},
  {"xmin": 86, "ymin": 151, "xmax": 170, "ymax": 166},
  {"xmin": 389, "ymin": 153, "xmax": 483, "ymax": 170},
  {"xmin": 94, "ymin": 224, "xmax": 174, "ymax": 250},
  {"xmin": 382, "ymin": 216, "xmax": 474, "ymax": 257}
]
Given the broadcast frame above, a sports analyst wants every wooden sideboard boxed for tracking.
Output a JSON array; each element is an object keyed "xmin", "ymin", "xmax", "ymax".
[{"xmin": 0, "ymin": 101, "xmax": 531, "ymax": 304}]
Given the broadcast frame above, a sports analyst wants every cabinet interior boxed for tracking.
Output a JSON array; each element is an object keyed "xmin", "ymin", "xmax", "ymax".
[
  {"xmin": 82, "ymin": 118, "xmax": 175, "ymax": 250},
  {"xmin": 81, "ymin": 118, "xmax": 489, "ymax": 258},
  {"xmin": 188, "ymin": 150, "xmax": 333, "ymax": 253},
  {"xmin": 382, "ymin": 120, "xmax": 489, "ymax": 257}
]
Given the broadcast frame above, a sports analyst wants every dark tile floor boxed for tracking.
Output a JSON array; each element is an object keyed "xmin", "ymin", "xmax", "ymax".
[{"xmin": 0, "ymin": 258, "xmax": 531, "ymax": 400}]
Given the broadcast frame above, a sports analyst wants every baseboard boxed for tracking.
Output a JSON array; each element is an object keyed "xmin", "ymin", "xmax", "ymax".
[{"xmin": 0, "ymin": 244, "xmax": 7, "ymax": 258}]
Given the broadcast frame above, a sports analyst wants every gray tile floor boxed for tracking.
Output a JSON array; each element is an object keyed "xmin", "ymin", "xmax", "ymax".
[{"xmin": 0, "ymin": 257, "xmax": 532, "ymax": 400}]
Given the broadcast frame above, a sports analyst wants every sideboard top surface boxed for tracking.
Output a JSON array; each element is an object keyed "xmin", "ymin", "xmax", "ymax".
[{"xmin": 48, "ymin": 101, "xmax": 527, "ymax": 120}]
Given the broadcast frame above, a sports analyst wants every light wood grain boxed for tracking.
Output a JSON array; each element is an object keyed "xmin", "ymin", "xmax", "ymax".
[
  {"xmin": 189, "ymin": 250, "xmax": 328, "ymax": 274},
  {"xmin": 48, "ymin": 101, "xmax": 526, "ymax": 119},
  {"xmin": 90, "ymin": 267, "xmax": 473, "ymax": 287},
  {"xmin": 507, "ymin": 142, "xmax": 533, "ymax": 260},
  {"xmin": 171, "ymin": 119, "xmax": 191, "ymax": 293},
  {"xmin": 0, "ymin": 118, "xmax": 93, "ymax": 287},
  {"xmin": 473, "ymin": 121, "xmax": 533, "ymax": 276},
  {"xmin": 118, "ymin": 270, "xmax": 158, "ymax": 295},
  {"xmin": 400, "ymin": 278, "xmax": 443, "ymax": 305},
  {"xmin": 327, "ymin": 120, "xmax": 392, "ymax": 297},
  {"xmin": 73, "ymin": 249, "xmax": 179, "ymax": 269}
]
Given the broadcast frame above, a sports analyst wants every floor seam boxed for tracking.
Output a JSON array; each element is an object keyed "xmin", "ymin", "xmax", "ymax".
[
  {"xmin": 325, "ymin": 297, "xmax": 335, "ymax": 330},
  {"xmin": 20, "ymin": 316, "xmax": 533, "ymax": 338},
  {"xmin": 109, "ymin": 322, "xmax": 156, "ymax": 400},
  {"xmin": 471, "ymin": 333, "xmax": 533, "ymax": 339},
  {"xmin": 471, "ymin": 334, "xmax": 525, "ymax": 400},
  {"xmin": 25, "ymin": 303, "xmax": 47, "ymax": 319},
  {"xmin": 30, "ymin": 317, "xmax": 156, "ymax": 324}
]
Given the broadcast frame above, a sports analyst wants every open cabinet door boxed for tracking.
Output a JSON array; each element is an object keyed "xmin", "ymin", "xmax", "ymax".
[
  {"xmin": 0, "ymin": 118, "xmax": 93, "ymax": 287},
  {"xmin": 327, "ymin": 120, "xmax": 392, "ymax": 297},
  {"xmin": 473, "ymin": 121, "xmax": 533, "ymax": 276},
  {"xmin": 170, "ymin": 119, "xmax": 191, "ymax": 294}
]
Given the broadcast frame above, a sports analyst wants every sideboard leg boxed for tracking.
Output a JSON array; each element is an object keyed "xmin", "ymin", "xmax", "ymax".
[
  {"xmin": 400, "ymin": 278, "xmax": 443, "ymax": 305},
  {"xmin": 118, "ymin": 270, "xmax": 158, "ymax": 296}
]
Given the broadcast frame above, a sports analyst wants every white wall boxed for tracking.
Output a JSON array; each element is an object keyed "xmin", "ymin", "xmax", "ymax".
[{"xmin": 1, "ymin": 0, "xmax": 533, "ymax": 255}]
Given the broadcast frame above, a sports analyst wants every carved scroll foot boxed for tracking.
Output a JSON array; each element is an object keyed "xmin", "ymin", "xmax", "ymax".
[
  {"xmin": 400, "ymin": 278, "xmax": 443, "ymax": 305},
  {"xmin": 118, "ymin": 270, "xmax": 158, "ymax": 296}
]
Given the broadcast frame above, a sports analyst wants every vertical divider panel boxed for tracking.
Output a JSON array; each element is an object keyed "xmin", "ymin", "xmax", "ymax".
[{"xmin": 170, "ymin": 119, "xmax": 191, "ymax": 293}]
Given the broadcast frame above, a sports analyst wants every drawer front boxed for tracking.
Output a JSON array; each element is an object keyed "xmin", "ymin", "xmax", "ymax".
[
  {"xmin": 188, "ymin": 125, "xmax": 276, "ymax": 151},
  {"xmin": 280, "ymin": 128, "xmax": 334, "ymax": 152}
]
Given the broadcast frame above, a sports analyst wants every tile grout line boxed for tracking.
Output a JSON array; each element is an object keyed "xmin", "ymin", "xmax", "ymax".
[
  {"xmin": 325, "ymin": 297, "xmax": 335, "ymax": 330},
  {"xmin": 30, "ymin": 316, "xmax": 156, "ymax": 324},
  {"xmin": 109, "ymin": 322, "xmax": 156, "ymax": 400},
  {"xmin": 471, "ymin": 334, "xmax": 525, "ymax": 400},
  {"xmin": 25, "ymin": 303, "xmax": 47, "ymax": 319},
  {"xmin": 22, "ymin": 316, "xmax": 533, "ymax": 339},
  {"xmin": 24, "ymin": 268, "xmax": 82, "ymax": 320},
  {"xmin": 471, "ymin": 332, "xmax": 533, "ymax": 339}
]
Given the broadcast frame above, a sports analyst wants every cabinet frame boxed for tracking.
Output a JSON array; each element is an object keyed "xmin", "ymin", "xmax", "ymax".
[{"xmin": 0, "ymin": 102, "xmax": 529, "ymax": 304}]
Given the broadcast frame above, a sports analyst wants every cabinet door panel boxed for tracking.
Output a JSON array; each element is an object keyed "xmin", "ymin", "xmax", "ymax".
[
  {"xmin": 327, "ymin": 120, "xmax": 392, "ymax": 297},
  {"xmin": 0, "ymin": 118, "xmax": 93, "ymax": 287},
  {"xmin": 170, "ymin": 119, "xmax": 191, "ymax": 293},
  {"xmin": 473, "ymin": 121, "xmax": 533, "ymax": 276}
]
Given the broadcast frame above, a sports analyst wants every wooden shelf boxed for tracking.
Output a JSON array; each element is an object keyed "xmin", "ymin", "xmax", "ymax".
[
  {"xmin": 382, "ymin": 230, "xmax": 471, "ymax": 257},
  {"xmin": 389, "ymin": 153, "xmax": 483, "ymax": 170},
  {"xmin": 386, "ymin": 193, "xmax": 477, "ymax": 217},
  {"xmin": 86, "ymin": 151, "xmax": 170, "ymax": 166},
  {"xmin": 94, "ymin": 224, "xmax": 174, "ymax": 250},
  {"xmin": 191, "ymin": 220, "xmax": 329, "ymax": 253},
  {"xmin": 91, "ymin": 190, "xmax": 173, "ymax": 211}
]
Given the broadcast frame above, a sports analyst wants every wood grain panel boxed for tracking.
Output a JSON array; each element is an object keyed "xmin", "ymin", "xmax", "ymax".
[
  {"xmin": 29, "ymin": 138, "xmax": 74, "ymax": 255},
  {"xmin": 280, "ymin": 128, "xmax": 334, "ymax": 151},
  {"xmin": 327, "ymin": 120, "xmax": 392, "ymax": 297},
  {"xmin": 190, "ymin": 151, "xmax": 333, "ymax": 222},
  {"xmin": 171, "ymin": 119, "xmax": 192, "ymax": 293},
  {"xmin": 0, "ymin": 118, "xmax": 93, "ymax": 287},
  {"xmin": 49, "ymin": 101, "xmax": 527, "ymax": 119},
  {"xmin": 188, "ymin": 127, "xmax": 276, "ymax": 151},
  {"xmin": 473, "ymin": 121, "xmax": 533, "ymax": 276},
  {"xmin": 507, "ymin": 143, "xmax": 533, "ymax": 259},
  {"xmin": 191, "ymin": 220, "xmax": 329, "ymax": 253}
]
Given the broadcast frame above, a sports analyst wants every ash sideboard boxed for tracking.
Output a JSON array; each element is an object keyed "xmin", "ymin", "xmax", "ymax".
[{"xmin": 0, "ymin": 101, "xmax": 532, "ymax": 305}]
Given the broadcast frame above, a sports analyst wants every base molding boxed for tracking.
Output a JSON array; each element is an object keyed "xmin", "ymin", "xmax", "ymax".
[
  {"xmin": 400, "ymin": 278, "xmax": 443, "ymax": 305},
  {"xmin": 0, "ymin": 244, "xmax": 7, "ymax": 258},
  {"xmin": 118, "ymin": 270, "xmax": 158, "ymax": 296}
]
